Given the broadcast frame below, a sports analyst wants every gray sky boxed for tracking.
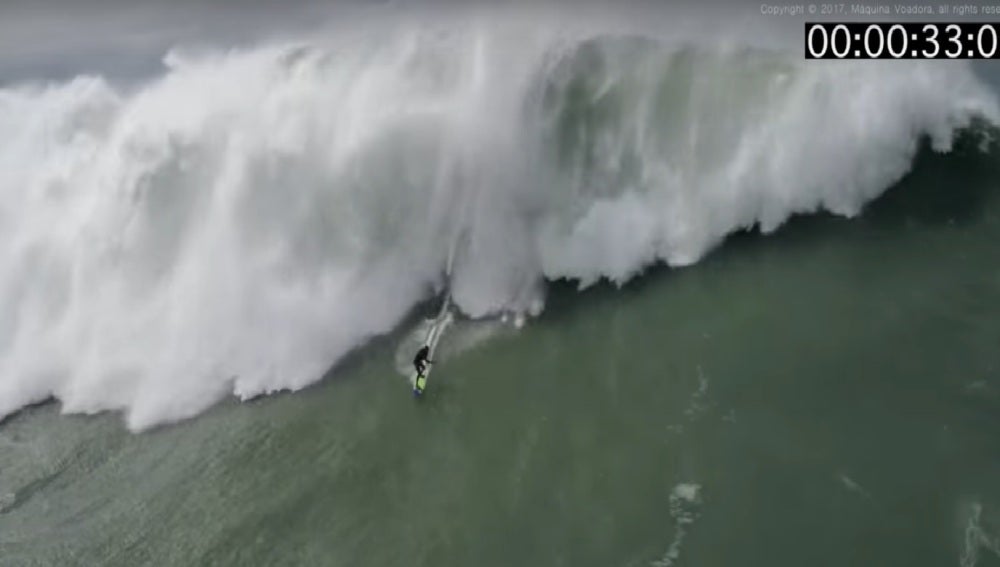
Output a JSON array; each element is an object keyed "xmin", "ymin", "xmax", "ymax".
[{"xmin": 0, "ymin": 0, "xmax": 378, "ymax": 84}]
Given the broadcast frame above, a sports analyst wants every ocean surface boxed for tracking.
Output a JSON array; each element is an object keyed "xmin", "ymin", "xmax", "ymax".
[{"xmin": 2, "ymin": 8, "xmax": 1000, "ymax": 566}]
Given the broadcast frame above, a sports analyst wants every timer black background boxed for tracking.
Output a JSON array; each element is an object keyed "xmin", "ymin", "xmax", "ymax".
[
  {"xmin": 2, "ymin": 2, "xmax": 1000, "ymax": 567},
  {"xmin": 807, "ymin": 22, "xmax": 1000, "ymax": 59},
  {"xmin": 806, "ymin": 22, "xmax": 1000, "ymax": 59}
]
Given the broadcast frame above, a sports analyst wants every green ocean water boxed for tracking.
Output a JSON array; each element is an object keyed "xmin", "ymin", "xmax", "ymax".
[{"xmin": 2, "ymin": 135, "xmax": 1000, "ymax": 566}]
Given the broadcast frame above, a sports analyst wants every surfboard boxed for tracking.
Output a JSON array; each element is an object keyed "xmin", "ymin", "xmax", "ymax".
[{"xmin": 412, "ymin": 295, "xmax": 453, "ymax": 397}]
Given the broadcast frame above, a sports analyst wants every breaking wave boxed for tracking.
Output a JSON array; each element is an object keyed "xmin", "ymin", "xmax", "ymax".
[{"xmin": 0, "ymin": 17, "xmax": 995, "ymax": 429}]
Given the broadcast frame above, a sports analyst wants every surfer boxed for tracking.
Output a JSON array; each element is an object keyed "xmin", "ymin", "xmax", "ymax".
[{"xmin": 413, "ymin": 345, "xmax": 432, "ymax": 377}]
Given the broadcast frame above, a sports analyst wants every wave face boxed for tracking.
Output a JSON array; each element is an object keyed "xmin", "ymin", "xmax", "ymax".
[{"xmin": 0, "ymin": 20, "xmax": 995, "ymax": 429}]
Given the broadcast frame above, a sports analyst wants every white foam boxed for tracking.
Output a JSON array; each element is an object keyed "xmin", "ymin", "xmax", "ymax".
[
  {"xmin": 652, "ymin": 483, "xmax": 703, "ymax": 566},
  {"xmin": 836, "ymin": 472, "xmax": 871, "ymax": 499},
  {"xmin": 672, "ymin": 483, "xmax": 701, "ymax": 505},
  {"xmin": 683, "ymin": 366, "xmax": 710, "ymax": 419},
  {"xmin": 961, "ymin": 501, "xmax": 1000, "ymax": 567}
]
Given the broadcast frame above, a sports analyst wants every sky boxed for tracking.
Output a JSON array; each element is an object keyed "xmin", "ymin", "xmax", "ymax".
[{"xmin": 0, "ymin": 0, "xmax": 372, "ymax": 83}]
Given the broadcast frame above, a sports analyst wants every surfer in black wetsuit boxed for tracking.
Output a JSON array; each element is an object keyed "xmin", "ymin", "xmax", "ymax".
[{"xmin": 413, "ymin": 345, "xmax": 432, "ymax": 376}]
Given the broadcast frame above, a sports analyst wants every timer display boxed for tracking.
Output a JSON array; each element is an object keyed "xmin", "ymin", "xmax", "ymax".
[{"xmin": 805, "ymin": 22, "xmax": 1000, "ymax": 59}]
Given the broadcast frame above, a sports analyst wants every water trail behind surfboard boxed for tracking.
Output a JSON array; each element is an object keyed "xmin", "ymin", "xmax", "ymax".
[{"xmin": 408, "ymin": 231, "xmax": 463, "ymax": 390}]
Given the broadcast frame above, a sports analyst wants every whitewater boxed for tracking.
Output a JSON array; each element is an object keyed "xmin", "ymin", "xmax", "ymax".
[{"xmin": 0, "ymin": 17, "xmax": 995, "ymax": 430}]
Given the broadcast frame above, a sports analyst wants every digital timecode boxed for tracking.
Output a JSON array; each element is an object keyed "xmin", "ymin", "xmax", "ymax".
[{"xmin": 805, "ymin": 22, "xmax": 1000, "ymax": 59}]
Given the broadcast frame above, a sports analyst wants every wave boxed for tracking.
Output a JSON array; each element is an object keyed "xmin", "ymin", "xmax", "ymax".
[{"xmin": 0, "ymin": 21, "xmax": 995, "ymax": 429}]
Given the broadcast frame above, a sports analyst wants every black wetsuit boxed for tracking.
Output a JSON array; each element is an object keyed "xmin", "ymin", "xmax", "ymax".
[{"xmin": 413, "ymin": 345, "xmax": 431, "ymax": 376}]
